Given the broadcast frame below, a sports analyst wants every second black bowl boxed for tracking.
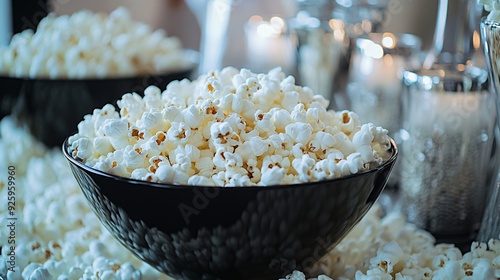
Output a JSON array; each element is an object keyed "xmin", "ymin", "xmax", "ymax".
[{"xmin": 0, "ymin": 49, "xmax": 199, "ymax": 147}]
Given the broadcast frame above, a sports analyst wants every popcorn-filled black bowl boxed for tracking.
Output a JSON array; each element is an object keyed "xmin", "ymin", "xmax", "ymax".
[
  {"xmin": 62, "ymin": 137, "xmax": 398, "ymax": 280},
  {"xmin": 0, "ymin": 49, "xmax": 199, "ymax": 148}
]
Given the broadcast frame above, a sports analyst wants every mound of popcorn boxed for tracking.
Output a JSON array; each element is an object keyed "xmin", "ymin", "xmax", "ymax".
[
  {"xmin": 68, "ymin": 67, "xmax": 392, "ymax": 186},
  {"xmin": 0, "ymin": 7, "xmax": 191, "ymax": 79},
  {"xmin": 1, "ymin": 117, "xmax": 499, "ymax": 279}
]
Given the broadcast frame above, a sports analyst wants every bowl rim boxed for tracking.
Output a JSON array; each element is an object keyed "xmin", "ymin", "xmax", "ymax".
[
  {"xmin": 62, "ymin": 137, "xmax": 398, "ymax": 190},
  {"xmin": 0, "ymin": 49, "xmax": 200, "ymax": 82}
]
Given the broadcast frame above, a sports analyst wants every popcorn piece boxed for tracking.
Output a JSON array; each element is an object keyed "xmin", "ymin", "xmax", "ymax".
[
  {"xmin": 101, "ymin": 119, "xmax": 129, "ymax": 150},
  {"xmin": 29, "ymin": 267, "xmax": 53, "ymax": 279},
  {"xmin": 166, "ymin": 122, "xmax": 191, "ymax": 145},
  {"xmin": 285, "ymin": 123, "xmax": 313, "ymax": 145},
  {"xmin": 70, "ymin": 137, "xmax": 93, "ymax": 160},
  {"xmin": 292, "ymin": 155, "xmax": 315, "ymax": 182},
  {"xmin": 188, "ymin": 175, "xmax": 215, "ymax": 186},
  {"xmin": 260, "ymin": 166, "xmax": 286, "ymax": 186}
]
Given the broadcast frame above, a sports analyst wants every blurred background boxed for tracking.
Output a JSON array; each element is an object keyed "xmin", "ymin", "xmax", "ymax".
[{"xmin": 5, "ymin": 0, "xmax": 438, "ymax": 64}]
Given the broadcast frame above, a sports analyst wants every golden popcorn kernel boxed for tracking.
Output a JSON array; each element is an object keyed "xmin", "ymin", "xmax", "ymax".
[
  {"xmin": 379, "ymin": 260, "xmax": 388, "ymax": 271},
  {"xmin": 32, "ymin": 242, "xmax": 41, "ymax": 250},
  {"xmin": 217, "ymin": 134, "xmax": 228, "ymax": 144},
  {"xmin": 462, "ymin": 263, "xmax": 472, "ymax": 270},
  {"xmin": 153, "ymin": 158, "xmax": 162, "ymax": 166},
  {"xmin": 132, "ymin": 129, "xmax": 139, "ymax": 137},
  {"xmin": 131, "ymin": 56, "xmax": 140, "ymax": 67},
  {"xmin": 112, "ymin": 263, "xmax": 121, "ymax": 273},
  {"xmin": 465, "ymin": 271, "xmax": 473, "ymax": 276},
  {"xmin": 257, "ymin": 113, "xmax": 264, "ymax": 120},
  {"xmin": 156, "ymin": 133, "xmax": 166, "ymax": 145},
  {"xmin": 179, "ymin": 130, "xmax": 187, "ymax": 139},
  {"xmin": 206, "ymin": 106, "xmax": 217, "ymax": 115},
  {"xmin": 112, "ymin": 161, "xmax": 117, "ymax": 168},
  {"xmin": 72, "ymin": 146, "xmax": 79, "ymax": 158},
  {"xmin": 207, "ymin": 84, "xmax": 215, "ymax": 92},
  {"xmin": 342, "ymin": 112, "xmax": 350, "ymax": 123},
  {"xmin": 135, "ymin": 148, "xmax": 142, "ymax": 154},
  {"xmin": 45, "ymin": 249, "xmax": 52, "ymax": 259},
  {"xmin": 149, "ymin": 166, "xmax": 157, "ymax": 174},
  {"xmin": 138, "ymin": 132, "xmax": 145, "ymax": 139}
]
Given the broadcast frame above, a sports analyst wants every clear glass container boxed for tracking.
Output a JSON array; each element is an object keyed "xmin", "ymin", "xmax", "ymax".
[
  {"xmin": 347, "ymin": 32, "xmax": 421, "ymax": 138},
  {"xmin": 399, "ymin": 65, "xmax": 496, "ymax": 244},
  {"xmin": 288, "ymin": 0, "xmax": 388, "ymax": 110}
]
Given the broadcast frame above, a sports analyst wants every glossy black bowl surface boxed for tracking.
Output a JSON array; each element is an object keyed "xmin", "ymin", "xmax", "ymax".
[
  {"xmin": 0, "ymin": 50, "xmax": 198, "ymax": 147},
  {"xmin": 63, "ymin": 139, "xmax": 398, "ymax": 280}
]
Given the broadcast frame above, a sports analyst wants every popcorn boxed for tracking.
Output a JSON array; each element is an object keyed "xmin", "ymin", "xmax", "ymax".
[
  {"xmin": 69, "ymin": 67, "xmax": 393, "ymax": 186},
  {"xmin": 0, "ymin": 7, "xmax": 191, "ymax": 78},
  {"xmin": 292, "ymin": 155, "xmax": 316, "ymax": 182},
  {"xmin": 1, "ymin": 116, "xmax": 500, "ymax": 279},
  {"xmin": 304, "ymin": 204, "xmax": 500, "ymax": 280}
]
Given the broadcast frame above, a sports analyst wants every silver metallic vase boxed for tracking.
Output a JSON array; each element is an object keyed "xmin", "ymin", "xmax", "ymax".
[{"xmin": 477, "ymin": 17, "xmax": 500, "ymax": 242}]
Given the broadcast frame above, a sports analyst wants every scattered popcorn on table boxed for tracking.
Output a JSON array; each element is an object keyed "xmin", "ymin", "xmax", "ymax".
[
  {"xmin": 0, "ymin": 7, "xmax": 191, "ymax": 79},
  {"xmin": 0, "ymin": 116, "xmax": 499, "ymax": 279},
  {"xmin": 0, "ymin": 117, "xmax": 172, "ymax": 280},
  {"xmin": 68, "ymin": 67, "xmax": 393, "ymax": 186}
]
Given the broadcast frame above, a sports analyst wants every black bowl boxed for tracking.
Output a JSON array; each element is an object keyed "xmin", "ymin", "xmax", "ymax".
[
  {"xmin": 0, "ymin": 49, "xmax": 199, "ymax": 148},
  {"xmin": 62, "ymin": 138, "xmax": 398, "ymax": 280}
]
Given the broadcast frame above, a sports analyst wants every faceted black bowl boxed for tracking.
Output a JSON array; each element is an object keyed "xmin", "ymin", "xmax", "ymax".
[
  {"xmin": 0, "ymin": 49, "xmax": 198, "ymax": 147},
  {"xmin": 62, "ymin": 138, "xmax": 397, "ymax": 280}
]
